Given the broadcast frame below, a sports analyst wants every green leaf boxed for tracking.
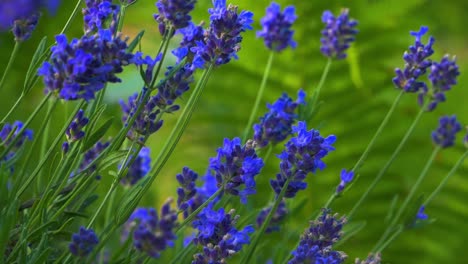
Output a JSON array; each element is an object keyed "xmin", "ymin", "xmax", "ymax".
[
  {"xmin": 83, "ymin": 117, "xmax": 114, "ymax": 151},
  {"xmin": 127, "ymin": 30, "xmax": 145, "ymax": 53},
  {"xmin": 23, "ymin": 36, "xmax": 48, "ymax": 94}
]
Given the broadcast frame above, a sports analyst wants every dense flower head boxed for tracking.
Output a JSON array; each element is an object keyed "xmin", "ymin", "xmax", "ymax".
[
  {"xmin": 12, "ymin": 13, "xmax": 40, "ymax": 42},
  {"xmin": 355, "ymin": 253, "xmax": 382, "ymax": 264},
  {"xmin": 122, "ymin": 200, "xmax": 178, "ymax": 258},
  {"xmin": 154, "ymin": 0, "xmax": 197, "ymax": 36},
  {"xmin": 120, "ymin": 90, "xmax": 164, "ymax": 141},
  {"xmin": 154, "ymin": 64, "xmax": 195, "ymax": 112},
  {"xmin": 76, "ymin": 141, "xmax": 110, "ymax": 178},
  {"xmin": 257, "ymin": 2, "xmax": 297, "ymax": 52},
  {"xmin": 416, "ymin": 206, "xmax": 428, "ymax": 220},
  {"xmin": 393, "ymin": 26, "xmax": 435, "ymax": 93},
  {"xmin": 253, "ymin": 89, "xmax": 305, "ymax": 148},
  {"xmin": 38, "ymin": 29, "xmax": 135, "ymax": 101},
  {"xmin": 192, "ymin": 203, "xmax": 254, "ymax": 263},
  {"xmin": 62, "ymin": 109, "xmax": 89, "ymax": 153},
  {"xmin": 289, "ymin": 209, "xmax": 347, "ymax": 264},
  {"xmin": 336, "ymin": 169, "xmax": 354, "ymax": 193},
  {"xmin": 0, "ymin": 121, "xmax": 34, "ymax": 152},
  {"xmin": 320, "ymin": 8, "xmax": 358, "ymax": 60},
  {"xmin": 172, "ymin": 22, "xmax": 205, "ymax": 65},
  {"xmin": 176, "ymin": 167, "xmax": 199, "ymax": 215},
  {"xmin": 180, "ymin": 171, "xmax": 219, "ymax": 219},
  {"xmin": 69, "ymin": 226, "xmax": 99, "ymax": 257},
  {"xmin": 83, "ymin": 0, "xmax": 120, "ymax": 34},
  {"xmin": 270, "ymin": 121, "xmax": 336, "ymax": 198},
  {"xmin": 0, "ymin": 0, "xmax": 59, "ymax": 31},
  {"xmin": 120, "ymin": 147, "xmax": 151, "ymax": 186},
  {"xmin": 209, "ymin": 138, "xmax": 264, "ymax": 204},
  {"xmin": 192, "ymin": 0, "xmax": 254, "ymax": 67},
  {"xmin": 256, "ymin": 199, "xmax": 288, "ymax": 233},
  {"xmin": 418, "ymin": 55, "xmax": 460, "ymax": 111},
  {"xmin": 431, "ymin": 115, "xmax": 462, "ymax": 148}
]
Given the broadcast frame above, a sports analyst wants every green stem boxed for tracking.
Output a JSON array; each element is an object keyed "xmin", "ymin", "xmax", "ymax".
[
  {"xmin": 375, "ymin": 225, "xmax": 403, "ymax": 253},
  {"xmin": 0, "ymin": 41, "xmax": 21, "ymax": 92},
  {"xmin": 36, "ymin": 99, "xmax": 56, "ymax": 192},
  {"xmin": 241, "ymin": 52, "xmax": 274, "ymax": 143},
  {"xmin": 242, "ymin": 178, "xmax": 291, "ymax": 263},
  {"xmin": 322, "ymin": 90, "xmax": 405, "ymax": 209},
  {"xmin": 1, "ymin": 93, "xmax": 25, "ymax": 123},
  {"xmin": 424, "ymin": 150, "xmax": 468, "ymax": 206},
  {"xmin": 373, "ymin": 146, "xmax": 441, "ymax": 251},
  {"xmin": 348, "ymin": 105, "xmax": 427, "ymax": 220},
  {"xmin": 311, "ymin": 58, "xmax": 332, "ymax": 105},
  {"xmin": 59, "ymin": 0, "xmax": 82, "ymax": 35},
  {"xmin": 117, "ymin": 5, "xmax": 127, "ymax": 32}
]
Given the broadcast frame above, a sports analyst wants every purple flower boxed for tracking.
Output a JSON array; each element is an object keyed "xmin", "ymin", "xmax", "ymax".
[
  {"xmin": 123, "ymin": 200, "xmax": 178, "ymax": 258},
  {"xmin": 355, "ymin": 253, "xmax": 382, "ymax": 264},
  {"xmin": 62, "ymin": 109, "xmax": 89, "ymax": 153},
  {"xmin": 256, "ymin": 199, "xmax": 288, "ymax": 233},
  {"xmin": 257, "ymin": 2, "xmax": 297, "ymax": 52},
  {"xmin": 39, "ymin": 30, "xmax": 135, "ymax": 101},
  {"xmin": 172, "ymin": 22, "xmax": 205, "ymax": 66},
  {"xmin": 153, "ymin": 0, "xmax": 197, "ymax": 36},
  {"xmin": 192, "ymin": 203, "xmax": 254, "ymax": 263},
  {"xmin": 336, "ymin": 169, "xmax": 354, "ymax": 193},
  {"xmin": 393, "ymin": 26, "xmax": 435, "ymax": 93},
  {"xmin": 12, "ymin": 13, "xmax": 40, "ymax": 42},
  {"xmin": 270, "ymin": 121, "xmax": 336, "ymax": 198},
  {"xmin": 419, "ymin": 55, "xmax": 460, "ymax": 111},
  {"xmin": 0, "ymin": 0, "xmax": 60, "ymax": 31},
  {"xmin": 176, "ymin": 167, "xmax": 199, "ymax": 215},
  {"xmin": 69, "ymin": 226, "xmax": 99, "ymax": 257},
  {"xmin": 209, "ymin": 138, "xmax": 264, "ymax": 204},
  {"xmin": 253, "ymin": 89, "xmax": 305, "ymax": 148},
  {"xmin": 76, "ymin": 141, "xmax": 110, "ymax": 179},
  {"xmin": 431, "ymin": 115, "xmax": 462, "ymax": 148},
  {"xmin": 320, "ymin": 8, "xmax": 358, "ymax": 60},
  {"xmin": 83, "ymin": 0, "xmax": 120, "ymax": 34},
  {"xmin": 154, "ymin": 64, "xmax": 195, "ymax": 112},
  {"xmin": 0, "ymin": 121, "xmax": 33, "ymax": 169},
  {"xmin": 120, "ymin": 147, "xmax": 151, "ymax": 186},
  {"xmin": 289, "ymin": 209, "xmax": 347, "ymax": 264},
  {"xmin": 416, "ymin": 206, "xmax": 428, "ymax": 220},
  {"xmin": 192, "ymin": 0, "xmax": 253, "ymax": 67}
]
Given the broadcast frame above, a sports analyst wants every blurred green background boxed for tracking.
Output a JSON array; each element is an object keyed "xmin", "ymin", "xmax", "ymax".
[{"xmin": 1, "ymin": 0, "xmax": 467, "ymax": 263}]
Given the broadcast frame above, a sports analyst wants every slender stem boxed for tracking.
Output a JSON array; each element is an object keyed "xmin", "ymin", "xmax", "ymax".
[
  {"xmin": 117, "ymin": 5, "xmax": 127, "ymax": 32},
  {"xmin": 0, "ymin": 41, "xmax": 21, "ymax": 92},
  {"xmin": 311, "ymin": 58, "xmax": 332, "ymax": 105},
  {"xmin": 241, "ymin": 52, "xmax": 274, "ymax": 143},
  {"xmin": 242, "ymin": 178, "xmax": 291, "ymax": 263},
  {"xmin": 348, "ymin": 105, "xmax": 427, "ymax": 220},
  {"xmin": 36, "ymin": 99, "xmax": 55, "ymax": 192},
  {"xmin": 263, "ymin": 144, "xmax": 274, "ymax": 165},
  {"xmin": 322, "ymin": 90, "xmax": 405, "ymax": 209},
  {"xmin": 375, "ymin": 225, "xmax": 403, "ymax": 253},
  {"xmin": 59, "ymin": 0, "xmax": 82, "ymax": 35},
  {"xmin": 373, "ymin": 146, "xmax": 441, "ymax": 251},
  {"xmin": 1, "ymin": 93, "xmax": 25, "ymax": 123},
  {"xmin": 424, "ymin": 150, "xmax": 468, "ymax": 206}
]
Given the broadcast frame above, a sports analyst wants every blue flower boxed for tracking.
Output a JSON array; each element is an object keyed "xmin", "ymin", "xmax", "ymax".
[
  {"xmin": 209, "ymin": 137, "xmax": 264, "ymax": 204},
  {"xmin": 62, "ymin": 109, "xmax": 89, "ymax": 153},
  {"xmin": 416, "ymin": 206, "xmax": 428, "ymax": 220},
  {"xmin": 155, "ymin": 64, "xmax": 195, "ymax": 112},
  {"xmin": 320, "ymin": 8, "xmax": 358, "ymax": 60},
  {"xmin": 336, "ymin": 169, "xmax": 354, "ymax": 193},
  {"xmin": 192, "ymin": 0, "xmax": 253, "ymax": 67},
  {"xmin": 419, "ymin": 55, "xmax": 460, "ymax": 111},
  {"xmin": 12, "ymin": 13, "xmax": 40, "ymax": 42},
  {"xmin": 83, "ymin": 0, "xmax": 119, "ymax": 33},
  {"xmin": 0, "ymin": 0, "xmax": 59, "ymax": 31},
  {"xmin": 154, "ymin": 0, "xmax": 197, "ymax": 36},
  {"xmin": 289, "ymin": 209, "xmax": 347, "ymax": 264},
  {"xmin": 431, "ymin": 115, "xmax": 462, "ymax": 148},
  {"xmin": 270, "ymin": 121, "xmax": 336, "ymax": 198},
  {"xmin": 256, "ymin": 199, "xmax": 288, "ymax": 233},
  {"xmin": 393, "ymin": 26, "xmax": 435, "ymax": 93},
  {"xmin": 69, "ymin": 226, "xmax": 99, "ymax": 257},
  {"xmin": 39, "ymin": 29, "xmax": 135, "ymax": 101},
  {"xmin": 257, "ymin": 2, "xmax": 297, "ymax": 52},
  {"xmin": 192, "ymin": 203, "xmax": 254, "ymax": 263},
  {"xmin": 0, "ymin": 121, "xmax": 33, "ymax": 170},
  {"xmin": 120, "ymin": 147, "xmax": 151, "ymax": 186},
  {"xmin": 355, "ymin": 253, "xmax": 382, "ymax": 264},
  {"xmin": 176, "ymin": 166, "xmax": 199, "ymax": 214},
  {"xmin": 172, "ymin": 22, "xmax": 205, "ymax": 66},
  {"xmin": 123, "ymin": 200, "xmax": 178, "ymax": 258},
  {"xmin": 253, "ymin": 89, "xmax": 305, "ymax": 148}
]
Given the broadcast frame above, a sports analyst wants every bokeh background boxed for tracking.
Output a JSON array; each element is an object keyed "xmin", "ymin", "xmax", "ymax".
[{"xmin": 1, "ymin": 0, "xmax": 467, "ymax": 263}]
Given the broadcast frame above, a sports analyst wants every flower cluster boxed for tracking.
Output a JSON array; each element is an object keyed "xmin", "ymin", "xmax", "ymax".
[
  {"xmin": 192, "ymin": 203, "xmax": 254, "ymax": 263},
  {"xmin": 176, "ymin": 167, "xmax": 198, "ymax": 216},
  {"xmin": 209, "ymin": 138, "xmax": 264, "ymax": 203},
  {"xmin": 355, "ymin": 253, "xmax": 382, "ymax": 264},
  {"xmin": 0, "ymin": 121, "xmax": 33, "ymax": 167},
  {"xmin": 154, "ymin": 64, "xmax": 195, "ymax": 112},
  {"xmin": 69, "ymin": 226, "xmax": 99, "ymax": 257},
  {"xmin": 76, "ymin": 141, "xmax": 110, "ymax": 178},
  {"xmin": 431, "ymin": 115, "xmax": 462, "ymax": 148},
  {"xmin": 83, "ymin": 0, "xmax": 120, "ymax": 34},
  {"xmin": 289, "ymin": 209, "xmax": 347, "ymax": 264},
  {"xmin": 393, "ymin": 26, "xmax": 434, "ymax": 93},
  {"xmin": 62, "ymin": 109, "xmax": 89, "ymax": 153},
  {"xmin": 120, "ymin": 147, "xmax": 151, "ymax": 186},
  {"xmin": 154, "ymin": 0, "xmax": 196, "ymax": 35},
  {"xmin": 12, "ymin": 13, "xmax": 40, "ymax": 42},
  {"xmin": 257, "ymin": 2, "xmax": 297, "ymax": 52},
  {"xmin": 0, "ymin": 0, "xmax": 59, "ymax": 31},
  {"xmin": 320, "ymin": 8, "xmax": 358, "ymax": 60},
  {"xmin": 420, "ymin": 55, "xmax": 460, "ymax": 111},
  {"xmin": 39, "ymin": 30, "xmax": 135, "ymax": 101},
  {"xmin": 123, "ymin": 200, "xmax": 178, "ymax": 258},
  {"xmin": 192, "ymin": 0, "xmax": 253, "ymax": 67},
  {"xmin": 172, "ymin": 22, "xmax": 205, "ymax": 65},
  {"xmin": 253, "ymin": 90, "xmax": 305, "ymax": 148},
  {"xmin": 270, "ymin": 122, "xmax": 336, "ymax": 198},
  {"xmin": 256, "ymin": 199, "xmax": 288, "ymax": 233},
  {"xmin": 336, "ymin": 169, "xmax": 354, "ymax": 194}
]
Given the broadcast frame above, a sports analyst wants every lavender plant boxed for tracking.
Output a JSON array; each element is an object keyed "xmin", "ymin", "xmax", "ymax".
[{"xmin": 0, "ymin": 0, "xmax": 466, "ymax": 263}]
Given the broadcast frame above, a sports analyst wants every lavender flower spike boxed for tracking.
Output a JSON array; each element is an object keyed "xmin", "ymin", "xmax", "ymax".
[
  {"xmin": 69, "ymin": 226, "xmax": 99, "ymax": 257},
  {"xmin": 12, "ymin": 13, "xmax": 40, "ymax": 42},
  {"xmin": 320, "ymin": 8, "xmax": 358, "ymax": 60},
  {"xmin": 120, "ymin": 147, "xmax": 151, "ymax": 186},
  {"xmin": 336, "ymin": 169, "xmax": 354, "ymax": 193},
  {"xmin": 257, "ymin": 2, "xmax": 297, "ymax": 52},
  {"xmin": 431, "ymin": 115, "xmax": 462, "ymax": 148},
  {"xmin": 62, "ymin": 109, "xmax": 89, "ymax": 153},
  {"xmin": 154, "ymin": 0, "xmax": 197, "ymax": 36}
]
